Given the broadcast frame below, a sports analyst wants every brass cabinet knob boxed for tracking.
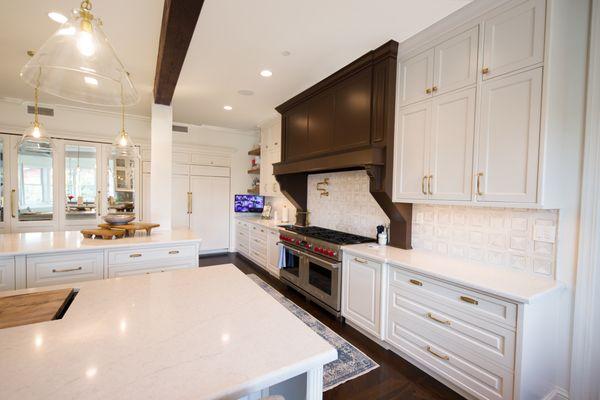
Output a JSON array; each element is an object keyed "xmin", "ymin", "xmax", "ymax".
[
  {"xmin": 482, "ymin": 67, "xmax": 490, "ymax": 74},
  {"xmin": 425, "ymin": 88, "xmax": 432, "ymax": 94},
  {"xmin": 432, "ymin": 86, "xmax": 438, "ymax": 92}
]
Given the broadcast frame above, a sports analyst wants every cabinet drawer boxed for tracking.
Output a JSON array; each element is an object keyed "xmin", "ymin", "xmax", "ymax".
[
  {"xmin": 27, "ymin": 252, "xmax": 103, "ymax": 288},
  {"xmin": 0, "ymin": 258, "xmax": 16, "ymax": 291},
  {"xmin": 109, "ymin": 263, "xmax": 195, "ymax": 278},
  {"xmin": 249, "ymin": 224, "xmax": 268, "ymax": 237},
  {"xmin": 249, "ymin": 249, "xmax": 267, "ymax": 266},
  {"xmin": 387, "ymin": 317, "xmax": 513, "ymax": 400},
  {"xmin": 388, "ymin": 265, "xmax": 517, "ymax": 328},
  {"xmin": 388, "ymin": 285, "xmax": 516, "ymax": 369},
  {"xmin": 108, "ymin": 244, "xmax": 197, "ymax": 266},
  {"xmin": 237, "ymin": 242, "xmax": 249, "ymax": 255}
]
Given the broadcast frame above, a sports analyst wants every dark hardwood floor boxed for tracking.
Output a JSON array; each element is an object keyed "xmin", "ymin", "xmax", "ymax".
[{"xmin": 198, "ymin": 253, "xmax": 466, "ymax": 400}]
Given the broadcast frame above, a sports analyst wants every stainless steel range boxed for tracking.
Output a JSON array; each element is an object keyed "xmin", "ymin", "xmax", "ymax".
[{"xmin": 278, "ymin": 226, "xmax": 375, "ymax": 316}]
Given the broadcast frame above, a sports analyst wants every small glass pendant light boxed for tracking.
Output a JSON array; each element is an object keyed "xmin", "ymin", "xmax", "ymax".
[
  {"xmin": 111, "ymin": 101, "xmax": 139, "ymax": 159},
  {"xmin": 20, "ymin": 0, "xmax": 138, "ymax": 107},
  {"xmin": 20, "ymin": 86, "xmax": 53, "ymax": 150}
]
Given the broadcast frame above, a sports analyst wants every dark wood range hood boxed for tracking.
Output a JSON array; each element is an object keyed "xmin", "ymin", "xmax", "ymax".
[{"xmin": 273, "ymin": 40, "xmax": 412, "ymax": 249}]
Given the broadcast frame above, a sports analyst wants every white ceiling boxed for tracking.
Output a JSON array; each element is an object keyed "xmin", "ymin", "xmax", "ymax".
[{"xmin": 0, "ymin": 0, "xmax": 473, "ymax": 131}]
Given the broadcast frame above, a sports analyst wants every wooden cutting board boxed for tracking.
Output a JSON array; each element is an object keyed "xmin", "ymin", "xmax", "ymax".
[
  {"xmin": 97, "ymin": 222, "xmax": 160, "ymax": 236},
  {"xmin": 0, "ymin": 288, "xmax": 75, "ymax": 329}
]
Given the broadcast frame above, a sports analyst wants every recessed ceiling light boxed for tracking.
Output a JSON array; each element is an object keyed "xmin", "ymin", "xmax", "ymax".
[
  {"xmin": 223, "ymin": 105, "xmax": 233, "ymax": 111},
  {"xmin": 260, "ymin": 70, "xmax": 273, "ymax": 77},
  {"xmin": 237, "ymin": 89, "xmax": 254, "ymax": 96},
  {"xmin": 48, "ymin": 12, "xmax": 68, "ymax": 24},
  {"xmin": 84, "ymin": 76, "xmax": 98, "ymax": 86}
]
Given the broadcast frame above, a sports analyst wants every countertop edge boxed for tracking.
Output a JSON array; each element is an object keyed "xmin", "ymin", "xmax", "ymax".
[{"xmin": 342, "ymin": 246, "xmax": 562, "ymax": 305}]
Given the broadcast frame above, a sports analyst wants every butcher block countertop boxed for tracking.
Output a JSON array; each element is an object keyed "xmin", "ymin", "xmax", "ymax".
[
  {"xmin": 0, "ymin": 264, "xmax": 337, "ymax": 400},
  {"xmin": 0, "ymin": 288, "xmax": 74, "ymax": 329},
  {"xmin": 0, "ymin": 229, "xmax": 201, "ymax": 256}
]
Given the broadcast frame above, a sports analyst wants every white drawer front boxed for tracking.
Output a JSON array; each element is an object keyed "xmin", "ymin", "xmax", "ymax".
[
  {"xmin": 250, "ymin": 224, "xmax": 268, "ymax": 237},
  {"xmin": 0, "ymin": 258, "xmax": 16, "ymax": 291},
  {"xmin": 27, "ymin": 252, "xmax": 103, "ymax": 288},
  {"xmin": 387, "ymin": 317, "xmax": 513, "ymax": 400},
  {"xmin": 389, "ymin": 285, "xmax": 516, "ymax": 370},
  {"xmin": 108, "ymin": 244, "xmax": 197, "ymax": 266},
  {"xmin": 389, "ymin": 265, "xmax": 517, "ymax": 328},
  {"xmin": 109, "ymin": 263, "xmax": 195, "ymax": 278},
  {"xmin": 249, "ymin": 249, "xmax": 267, "ymax": 266},
  {"xmin": 237, "ymin": 242, "xmax": 249, "ymax": 255}
]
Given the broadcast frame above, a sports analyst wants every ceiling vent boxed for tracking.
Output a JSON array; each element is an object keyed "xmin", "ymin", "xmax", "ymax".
[
  {"xmin": 27, "ymin": 105, "xmax": 54, "ymax": 117},
  {"xmin": 172, "ymin": 124, "xmax": 189, "ymax": 134}
]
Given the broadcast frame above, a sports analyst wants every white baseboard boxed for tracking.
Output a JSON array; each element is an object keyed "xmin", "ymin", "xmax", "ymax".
[{"xmin": 542, "ymin": 387, "xmax": 569, "ymax": 400}]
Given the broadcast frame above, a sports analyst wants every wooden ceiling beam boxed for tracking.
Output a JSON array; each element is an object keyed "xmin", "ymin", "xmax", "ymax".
[{"xmin": 153, "ymin": 0, "xmax": 205, "ymax": 106}]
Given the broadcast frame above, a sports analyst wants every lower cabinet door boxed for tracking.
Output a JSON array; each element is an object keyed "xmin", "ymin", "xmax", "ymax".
[
  {"xmin": 341, "ymin": 254, "xmax": 382, "ymax": 338},
  {"xmin": 267, "ymin": 229, "xmax": 281, "ymax": 276},
  {"xmin": 27, "ymin": 251, "xmax": 104, "ymax": 288},
  {"xmin": 0, "ymin": 257, "xmax": 16, "ymax": 291}
]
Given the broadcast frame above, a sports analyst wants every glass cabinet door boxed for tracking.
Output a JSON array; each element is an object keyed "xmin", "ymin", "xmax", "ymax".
[
  {"xmin": 64, "ymin": 144, "xmax": 98, "ymax": 220},
  {"xmin": 107, "ymin": 156, "xmax": 137, "ymax": 214},
  {"xmin": 17, "ymin": 141, "xmax": 53, "ymax": 221}
]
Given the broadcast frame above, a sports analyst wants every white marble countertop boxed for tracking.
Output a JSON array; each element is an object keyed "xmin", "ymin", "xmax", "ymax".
[
  {"xmin": 0, "ymin": 229, "xmax": 202, "ymax": 256},
  {"xmin": 342, "ymin": 243, "xmax": 562, "ymax": 304},
  {"xmin": 234, "ymin": 215, "xmax": 292, "ymax": 230},
  {"xmin": 0, "ymin": 265, "xmax": 337, "ymax": 400}
]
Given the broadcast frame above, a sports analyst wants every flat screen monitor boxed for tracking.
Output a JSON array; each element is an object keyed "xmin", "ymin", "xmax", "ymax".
[{"xmin": 234, "ymin": 194, "xmax": 265, "ymax": 213}]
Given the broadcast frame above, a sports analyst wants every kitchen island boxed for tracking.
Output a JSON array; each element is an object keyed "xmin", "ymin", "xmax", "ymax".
[
  {"xmin": 0, "ymin": 229, "xmax": 202, "ymax": 291},
  {"xmin": 0, "ymin": 264, "xmax": 337, "ymax": 400}
]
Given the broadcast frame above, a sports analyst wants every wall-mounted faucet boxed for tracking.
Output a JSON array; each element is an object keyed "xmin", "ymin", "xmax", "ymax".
[{"xmin": 316, "ymin": 178, "xmax": 329, "ymax": 197}]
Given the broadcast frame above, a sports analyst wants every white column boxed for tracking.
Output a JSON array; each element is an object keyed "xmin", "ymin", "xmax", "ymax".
[
  {"xmin": 150, "ymin": 103, "xmax": 173, "ymax": 230},
  {"xmin": 305, "ymin": 366, "xmax": 323, "ymax": 400}
]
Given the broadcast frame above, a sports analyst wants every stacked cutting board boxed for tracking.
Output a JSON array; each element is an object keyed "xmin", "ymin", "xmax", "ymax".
[{"xmin": 81, "ymin": 222, "xmax": 160, "ymax": 240}]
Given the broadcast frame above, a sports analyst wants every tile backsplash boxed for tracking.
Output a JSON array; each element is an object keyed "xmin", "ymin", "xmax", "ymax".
[
  {"xmin": 412, "ymin": 205, "xmax": 559, "ymax": 277},
  {"xmin": 307, "ymin": 170, "xmax": 389, "ymax": 238},
  {"xmin": 305, "ymin": 170, "xmax": 558, "ymax": 278}
]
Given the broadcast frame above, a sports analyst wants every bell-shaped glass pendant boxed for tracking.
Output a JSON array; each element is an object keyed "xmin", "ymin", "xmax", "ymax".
[
  {"xmin": 20, "ymin": 88, "xmax": 54, "ymax": 150},
  {"xmin": 20, "ymin": 0, "xmax": 138, "ymax": 107}
]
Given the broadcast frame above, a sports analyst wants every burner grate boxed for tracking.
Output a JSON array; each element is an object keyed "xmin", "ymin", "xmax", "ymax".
[{"xmin": 285, "ymin": 226, "xmax": 375, "ymax": 245}]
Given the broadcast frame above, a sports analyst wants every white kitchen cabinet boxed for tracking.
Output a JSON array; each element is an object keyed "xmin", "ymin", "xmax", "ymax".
[
  {"xmin": 190, "ymin": 175, "xmax": 230, "ymax": 252},
  {"xmin": 0, "ymin": 257, "xmax": 15, "ymax": 291},
  {"xmin": 433, "ymin": 26, "xmax": 479, "ymax": 95},
  {"xmin": 429, "ymin": 87, "xmax": 476, "ymax": 201},
  {"xmin": 248, "ymin": 223, "xmax": 268, "ymax": 268},
  {"xmin": 235, "ymin": 220, "xmax": 250, "ymax": 256},
  {"xmin": 475, "ymin": 68, "xmax": 542, "ymax": 203},
  {"xmin": 107, "ymin": 243, "xmax": 198, "ymax": 277},
  {"xmin": 394, "ymin": 101, "xmax": 431, "ymax": 201},
  {"xmin": 267, "ymin": 228, "xmax": 281, "ymax": 277},
  {"xmin": 26, "ymin": 251, "xmax": 104, "ymax": 288},
  {"xmin": 395, "ymin": 87, "xmax": 475, "ymax": 202},
  {"xmin": 170, "ymin": 167, "xmax": 230, "ymax": 252},
  {"xmin": 481, "ymin": 0, "xmax": 546, "ymax": 80},
  {"xmin": 0, "ymin": 134, "xmax": 11, "ymax": 234},
  {"xmin": 341, "ymin": 254, "xmax": 383, "ymax": 339},
  {"xmin": 259, "ymin": 118, "xmax": 282, "ymax": 197},
  {"xmin": 399, "ymin": 49, "xmax": 434, "ymax": 107}
]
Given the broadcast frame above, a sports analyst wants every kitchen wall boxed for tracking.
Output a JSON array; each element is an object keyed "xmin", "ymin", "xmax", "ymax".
[
  {"xmin": 412, "ymin": 205, "xmax": 559, "ymax": 278},
  {"xmin": 307, "ymin": 170, "xmax": 389, "ymax": 238}
]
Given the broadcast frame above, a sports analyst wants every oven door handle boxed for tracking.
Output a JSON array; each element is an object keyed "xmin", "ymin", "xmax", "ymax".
[{"xmin": 305, "ymin": 253, "xmax": 340, "ymax": 270}]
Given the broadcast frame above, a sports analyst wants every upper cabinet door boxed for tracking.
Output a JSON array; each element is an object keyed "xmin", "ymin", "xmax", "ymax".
[
  {"xmin": 333, "ymin": 68, "xmax": 372, "ymax": 151},
  {"xmin": 284, "ymin": 106, "xmax": 308, "ymax": 161},
  {"xmin": 307, "ymin": 91, "xmax": 335, "ymax": 156},
  {"xmin": 393, "ymin": 101, "xmax": 431, "ymax": 201},
  {"xmin": 429, "ymin": 88, "xmax": 476, "ymax": 201},
  {"xmin": 399, "ymin": 49, "xmax": 434, "ymax": 107},
  {"xmin": 433, "ymin": 26, "xmax": 479, "ymax": 95},
  {"xmin": 476, "ymin": 68, "xmax": 542, "ymax": 203},
  {"xmin": 482, "ymin": 0, "xmax": 546, "ymax": 80}
]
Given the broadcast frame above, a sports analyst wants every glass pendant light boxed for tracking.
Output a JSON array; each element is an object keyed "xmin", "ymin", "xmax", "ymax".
[
  {"xmin": 20, "ymin": 86, "xmax": 54, "ymax": 150},
  {"xmin": 111, "ymin": 101, "xmax": 139, "ymax": 159},
  {"xmin": 20, "ymin": 0, "xmax": 138, "ymax": 107}
]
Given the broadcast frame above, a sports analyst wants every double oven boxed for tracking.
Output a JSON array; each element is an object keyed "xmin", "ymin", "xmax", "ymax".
[{"xmin": 279, "ymin": 244, "xmax": 341, "ymax": 315}]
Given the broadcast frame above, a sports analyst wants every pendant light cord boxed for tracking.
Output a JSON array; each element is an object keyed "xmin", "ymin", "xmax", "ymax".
[{"xmin": 34, "ymin": 87, "xmax": 39, "ymax": 126}]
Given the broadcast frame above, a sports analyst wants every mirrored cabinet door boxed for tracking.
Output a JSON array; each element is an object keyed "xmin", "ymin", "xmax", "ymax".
[
  {"xmin": 62, "ymin": 142, "xmax": 102, "ymax": 227},
  {"xmin": 11, "ymin": 136, "xmax": 57, "ymax": 230},
  {"xmin": 0, "ymin": 134, "xmax": 9, "ymax": 233}
]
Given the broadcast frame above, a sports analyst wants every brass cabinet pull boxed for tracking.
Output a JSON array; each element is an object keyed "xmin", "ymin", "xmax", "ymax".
[
  {"xmin": 482, "ymin": 67, "xmax": 490, "ymax": 75},
  {"xmin": 129, "ymin": 253, "xmax": 142, "ymax": 258},
  {"xmin": 187, "ymin": 192, "xmax": 192, "ymax": 214},
  {"xmin": 11, "ymin": 189, "xmax": 16, "ymax": 218},
  {"xmin": 168, "ymin": 250, "xmax": 180, "ymax": 255},
  {"xmin": 409, "ymin": 279, "xmax": 423, "ymax": 286},
  {"xmin": 353, "ymin": 257, "xmax": 368, "ymax": 264},
  {"xmin": 52, "ymin": 266, "xmax": 83, "ymax": 273},
  {"xmin": 96, "ymin": 191, "xmax": 101, "ymax": 216},
  {"xmin": 421, "ymin": 176, "xmax": 427, "ymax": 195},
  {"xmin": 427, "ymin": 346, "xmax": 450, "ymax": 361},
  {"xmin": 427, "ymin": 312, "xmax": 451, "ymax": 325},
  {"xmin": 476, "ymin": 172, "xmax": 484, "ymax": 196},
  {"xmin": 428, "ymin": 175, "xmax": 433, "ymax": 195},
  {"xmin": 432, "ymin": 86, "xmax": 438, "ymax": 92},
  {"xmin": 425, "ymin": 88, "xmax": 432, "ymax": 94},
  {"xmin": 460, "ymin": 296, "xmax": 479, "ymax": 305}
]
